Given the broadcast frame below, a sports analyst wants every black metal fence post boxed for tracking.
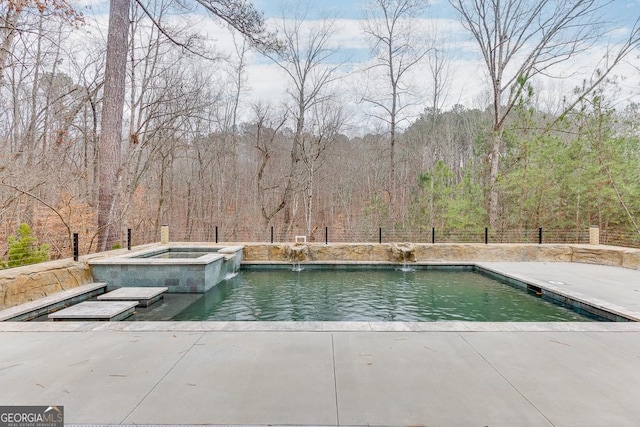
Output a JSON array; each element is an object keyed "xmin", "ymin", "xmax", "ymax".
[
  {"xmin": 485, "ymin": 227, "xmax": 489, "ymax": 244},
  {"xmin": 432, "ymin": 227, "xmax": 435, "ymax": 244},
  {"xmin": 538, "ymin": 227, "xmax": 543, "ymax": 244},
  {"xmin": 127, "ymin": 228, "xmax": 132, "ymax": 250},
  {"xmin": 325, "ymin": 227, "xmax": 328, "ymax": 244},
  {"xmin": 73, "ymin": 233, "xmax": 79, "ymax": 261},
  {"xmin": 215, "ymin": 226, "xmax": 218, "ymax": 244},
  {"xmin": 379, "ymin": 227, "xmax": 382, "ymax": 244},
  {"xmin": 270, "ymin": 226, "xmax": 274, "ymax": 244}
]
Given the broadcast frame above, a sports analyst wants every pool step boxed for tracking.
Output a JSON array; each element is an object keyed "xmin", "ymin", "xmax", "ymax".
[
  {"xmin": 0, "ymin": 282, "xmax": 107, "ymax": 322},
  {"xmin": 97, "ymin": 287, "xmax": 168, "ymax": 307},
  {"xmin": 48, "ymin": 301, "xmax": 138, "ymax": 321}
]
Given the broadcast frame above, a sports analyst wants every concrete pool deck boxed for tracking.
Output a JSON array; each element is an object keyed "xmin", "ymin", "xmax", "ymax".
[{"xmin": 1, "ymin": 261, "xmax": 640, "ymax": 426}]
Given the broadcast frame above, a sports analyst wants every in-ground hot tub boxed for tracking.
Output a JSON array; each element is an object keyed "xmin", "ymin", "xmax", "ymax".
[{"xmin": 90, "ymin": 245, "xmax": 243, "ymax": 293}]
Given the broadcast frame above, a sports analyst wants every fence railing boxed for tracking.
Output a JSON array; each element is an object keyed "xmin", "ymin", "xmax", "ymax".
[
  {"xmin": 164, "ymin": 226, "xmax": 600, "ymax": 246},
  {"xmin": 2, "ymin": 225, "xmax": 639, "ymax": 271}
]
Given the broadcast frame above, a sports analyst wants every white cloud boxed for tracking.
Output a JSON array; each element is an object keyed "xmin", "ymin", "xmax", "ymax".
[
  {"xmin": 70, "ymin": 0, "xmax": 105, "ymax": 7},
  {"xmin": 63, "ymin": 1, "xmax": 640, "ymax": 134}
]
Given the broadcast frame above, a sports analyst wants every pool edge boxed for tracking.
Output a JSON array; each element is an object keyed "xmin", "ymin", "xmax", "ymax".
[
  {"xmin": 1, "ymin": 320, "xmax": 640, "ymax": 333},
  {"xmin": 475, "ymin": 262, "xmax": 640, "ymax": 322},
  {"xmin": 3, "ymin": 261, "xmax": 639, "ymax": 326}
]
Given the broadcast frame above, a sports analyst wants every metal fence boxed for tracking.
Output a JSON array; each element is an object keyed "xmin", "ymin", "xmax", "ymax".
[
  {"xmin": 165, "ymin": 226, "xmax": 599, "ymax": 246},
  {"xmin": 2, "ymin": 225, "xmax": 639, "ymax": 270}
]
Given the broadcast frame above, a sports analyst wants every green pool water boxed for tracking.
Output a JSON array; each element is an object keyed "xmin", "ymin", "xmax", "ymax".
[{"xmin": 168, "ymin": 268, "xmax": 597, "ymax": 322}]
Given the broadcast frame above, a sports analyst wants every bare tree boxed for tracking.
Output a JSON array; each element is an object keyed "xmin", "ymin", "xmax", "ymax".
[
  {"xmin": 251, "ymin": 102, "xmax": 289, "ymax": 228},
  {"xmin": 0, "ymin": 1, "xmax": 90, "ymax": 244},
  {"xmin": 301, "ymin": 102, "xmax": 345, "ymax": 237},
  {"xmin": 96, "ymin": 0, "xmax": 278, "ymax": 249},
  {"xmin": 361, "ymin": 0, "xmax": 429, "ymax": 214},
  {"xmin": 0, "ymin": 0, "xmax": 81, "ymax": 83},
  {"xmin": 260, "ymin": 7, "xmax": 343, "ymax": 238},
  {"xmin": 450, "ymin": 0, "xmax": 640, "ymax": 228},
  {"xmin": 121, "ymin": 1, "xmax": 216, "ymax": 241},
  {"xmin": 222, "ymin": 33, "xmax": 250, "ymax": 238},
  {"xmin": 411, "ymin": 30, "xmax": 453, "ymax": 218},
  {"xmin": 425, "ymin": 34, "xmax": 452, "ymax": 124}
]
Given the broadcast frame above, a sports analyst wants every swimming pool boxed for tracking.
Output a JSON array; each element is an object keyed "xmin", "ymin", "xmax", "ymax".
[{"xmin": 133, "ymin": 267, "xmax": 600, "ymax": 322}]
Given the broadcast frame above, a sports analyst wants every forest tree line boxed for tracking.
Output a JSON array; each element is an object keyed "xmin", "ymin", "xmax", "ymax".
[{"xmin": 0, "ymin": 0, "xmax": 639, "ymax": 262}]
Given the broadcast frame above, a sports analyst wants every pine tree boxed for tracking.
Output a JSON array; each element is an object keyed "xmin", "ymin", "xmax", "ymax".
[{"xmin": 4, "ymin": 223, "xmax": 50, "ymax": 268}]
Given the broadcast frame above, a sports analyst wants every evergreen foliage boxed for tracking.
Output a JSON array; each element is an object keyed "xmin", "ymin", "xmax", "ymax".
[
  {"xmin": 402, "ymin": 89, "xmax": 640, "ymax": 243},
  {"xmin": 410, "ymin": 161, "xmax": 485, "ymax": 233},
  {"xmin": 2, "ymin": 223, "xmax": 50, "ymax": 268}
]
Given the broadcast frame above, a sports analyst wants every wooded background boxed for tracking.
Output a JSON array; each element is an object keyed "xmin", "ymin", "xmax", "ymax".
[{"xmin": 1, "ymin": 0, "xmax": 639, "ymax": 263}]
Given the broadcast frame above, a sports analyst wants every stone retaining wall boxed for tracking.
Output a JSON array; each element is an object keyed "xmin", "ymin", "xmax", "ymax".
[
  {"xmin": 0, "ymin": 246, "xmax": 150, "ymax": 310},
  {"xmin": 242, "ymin": 243, "xmax": 640, "ymax": 269},
  {"xmin": 0, "ymin": 259, "xmax": 92, "ymax": 309},
  {"xmin": 1, "ymin": 242, "xmax": 639, "ymax": 310}
]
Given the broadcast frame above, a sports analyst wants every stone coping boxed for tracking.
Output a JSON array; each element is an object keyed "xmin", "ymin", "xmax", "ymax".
[
  {"xmin": 476, "ymin": 263, "xmax": 640, "ymax": 322},
  {"xmin": 1, "ymin": 320, "xmax": 640, "ymax": 332},
  {"xmin": 243, "ymin": 261, "xmax": 475, "ymax": 266},
  {"xmin": 88, "ymin": 245, "xmax": 227, "ymax": 265},
  {"xmin": 240, "ymin": 242, "xmax": 640, "ymax": 270}
]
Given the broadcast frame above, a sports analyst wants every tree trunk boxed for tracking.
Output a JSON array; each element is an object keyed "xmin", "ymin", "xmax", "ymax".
[
  {"xmin": 488, "ymin": 133, "xmax": 501, "ymax": 229},
  {"xmin": 98, "ymin": 0, "xmax": 129, "ymax": 250},
  {"xmin": 0, "ymin": 8, "xmax": 18, "ymax": 85},
  {"xmin": 305, "ymin": 161, "xmax": 314, "ymax": 237},
  {"xmin": 281, "ymin": 112, "xmax": 303, "ymax": 240}
]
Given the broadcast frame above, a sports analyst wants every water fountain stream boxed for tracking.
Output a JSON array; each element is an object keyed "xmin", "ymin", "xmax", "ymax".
[{"xmin": 290, "ymin": 245, "xmax": 305, "ymax": 272}]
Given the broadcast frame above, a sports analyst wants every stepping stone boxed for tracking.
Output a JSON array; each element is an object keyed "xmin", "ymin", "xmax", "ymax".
[
  {"xmin": 0, "ymin": 282, "xmax": 107, "ymax": 322},
  {"xmin": 48, "ymin": 301, "xmax": 138, "ymax": 321},
  {"xmin": 97, "ymin": 287, "xmax": 168, "ymax": 307}
]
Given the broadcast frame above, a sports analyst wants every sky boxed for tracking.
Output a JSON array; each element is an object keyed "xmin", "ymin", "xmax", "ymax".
[
  {"xmin": 255, "ymin": 0, "xmax": 639, "ymax": 122},
  {"xmin": 72, "ymin": 0, "xmax": 640, "ymax": 131}
]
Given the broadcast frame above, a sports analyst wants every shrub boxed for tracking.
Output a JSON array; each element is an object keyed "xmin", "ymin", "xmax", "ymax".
[{"xmin": 4, "ymin": 223, "xmax": 50, "ymax": 268}]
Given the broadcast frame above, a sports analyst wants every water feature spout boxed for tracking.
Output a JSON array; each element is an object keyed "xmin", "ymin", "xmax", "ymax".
[
  {"xmin": 392, "ymin": 243, "xmax": 416, "ymax": 272},
  {"xmin": 289, "ymin": 244, "xmax": 307, "ymax": 271}
]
